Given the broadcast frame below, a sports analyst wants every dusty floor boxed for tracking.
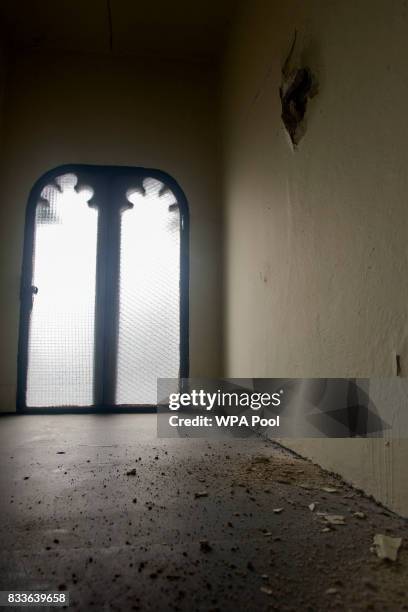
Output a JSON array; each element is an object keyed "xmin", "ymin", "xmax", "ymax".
[{"xmin": 0, "ymin": 414, "xmax": 407, "ymax": 612}]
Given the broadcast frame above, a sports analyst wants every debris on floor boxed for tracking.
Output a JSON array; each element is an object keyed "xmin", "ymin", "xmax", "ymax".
[
  {"xmin": 253, "ymin": 456, "xmax": 270, "ymax": 464},
  {"xmin": 321, "ymin": 486, "xmax": 338, "ymax": 493},
  {"xmin": 1, "ymin": 415, "xmax": 407, "ymax": 612},
  {"xmin": 318, "ymin": 513, "xmax": 346, "ymax": 525},
  {"xmin": 325, "ymin": 587, "xmax": 339, "ymax": 595},
  {"xmin": 260, "ymin": 586, "xmax": 273, "ymax": 596},
  {"xmin": 194, "ymin": 491, "xmax": 208, "ymax": 499},
  {"xmin": 199, "ymin": 539, "xmax": 212, "ymax": 553},
  {"xmin": 373, "ymin": 533, "xmax": 403, "ymax": 561}
]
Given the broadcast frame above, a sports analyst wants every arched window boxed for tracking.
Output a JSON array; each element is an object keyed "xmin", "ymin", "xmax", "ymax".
[{"xmin": 18, "ymin": 165, "xmax": 189, "ymax": 410}]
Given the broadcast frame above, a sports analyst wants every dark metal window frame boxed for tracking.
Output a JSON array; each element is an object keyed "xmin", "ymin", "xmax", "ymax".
[{"xmin": 17, "ymin": 164, "xmax": 189, "ymax": 414}]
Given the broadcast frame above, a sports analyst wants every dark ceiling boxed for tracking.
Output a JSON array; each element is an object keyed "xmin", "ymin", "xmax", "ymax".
[{"xmin": 0, "ymin": 0, "xmax": 238, "ymax": 60}]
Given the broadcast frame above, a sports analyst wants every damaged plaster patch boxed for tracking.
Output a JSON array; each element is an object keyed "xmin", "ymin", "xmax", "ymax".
[{"xmin": 280, "ymin": 30, "xmax": 318, "ymax": 148}]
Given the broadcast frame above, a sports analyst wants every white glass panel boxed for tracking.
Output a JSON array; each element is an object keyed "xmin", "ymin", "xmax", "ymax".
[
  {"xmin": 116, "ymin": 177, "xmax": 180, "ymax": 405},
  {"xmin": 26, "ymin": 173, "xmax": 98, "ymax": 407}
]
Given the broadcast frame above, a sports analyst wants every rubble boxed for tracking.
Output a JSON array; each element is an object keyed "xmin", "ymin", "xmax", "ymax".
[{"xmin": 373, "ymin": 534, "xmax": 402, "ymax": 561}]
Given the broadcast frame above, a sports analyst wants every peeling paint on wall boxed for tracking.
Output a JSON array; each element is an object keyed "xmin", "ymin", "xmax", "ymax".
[{"xmin": 280, "ymin": 31, "xmax": 318, "ymax": 147}]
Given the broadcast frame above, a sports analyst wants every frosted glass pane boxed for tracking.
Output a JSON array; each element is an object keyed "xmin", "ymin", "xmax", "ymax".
[
  {"xmin": 116, "ymin": 178, "xmax": 180, "ymax": 405},
  {"xmin": 26, "ymin": 173, "xmax": 98, "ymax": 407}
]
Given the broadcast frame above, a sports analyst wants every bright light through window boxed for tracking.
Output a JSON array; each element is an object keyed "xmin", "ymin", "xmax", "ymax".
[
  {"xmin": 116, "ymin": 178, "xmax": 180, "ymax": 405},
  {"xmin": 23, "ymin": 169, "xmax": 185, "ymax": 409},
  {"xmin": 26, "ymin": 174, "xmax": 98, "ymax": 407}
]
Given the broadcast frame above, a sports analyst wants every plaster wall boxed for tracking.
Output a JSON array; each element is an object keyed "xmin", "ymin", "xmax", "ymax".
[{"xmin": 222, "ymin": 0, "xmax": 408, "ymax": 516}]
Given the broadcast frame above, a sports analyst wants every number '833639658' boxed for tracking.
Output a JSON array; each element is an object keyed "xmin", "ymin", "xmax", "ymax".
[{"xmin": 4, "ymin": 591, "xmax": 67, "ymax": 606}]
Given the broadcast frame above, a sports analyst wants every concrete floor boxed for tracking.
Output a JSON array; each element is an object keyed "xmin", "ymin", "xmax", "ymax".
[{"xmin": 0, "ymin": 414, "xmax": 407, "ymax": 612}]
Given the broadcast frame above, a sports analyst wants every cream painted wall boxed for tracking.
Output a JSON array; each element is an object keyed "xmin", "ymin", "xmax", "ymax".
[
  {"xmin": 0, "ymin": 50, "xmax": 222, "ymax": 411},
  {"xmin": 222, "ymin": 0, "xmax": 408, "ymax": 516}
]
